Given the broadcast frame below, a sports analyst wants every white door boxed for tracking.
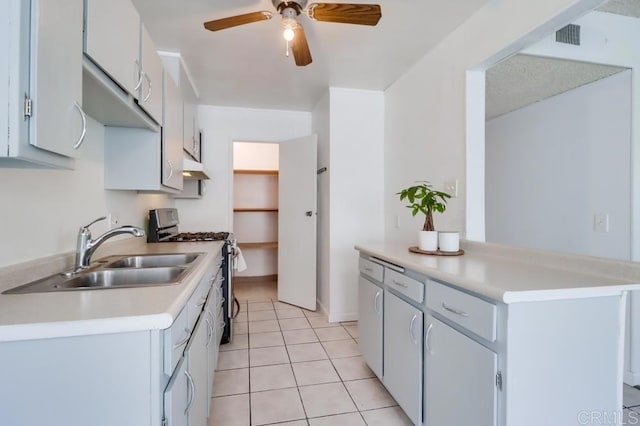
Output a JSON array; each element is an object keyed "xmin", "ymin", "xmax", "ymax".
[{"xmin": 278, "ymin": 135, "xmax": 318, "ymax": 310}]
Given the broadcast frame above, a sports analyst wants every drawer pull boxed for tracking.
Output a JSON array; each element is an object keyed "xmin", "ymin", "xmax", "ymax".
[
  {"xmin": 364, "ymin": 267, "xmax": 373, "ymax": 272},
  {"xmin": 425, "ymin": 322, "xmax": 434, "ymax": 354},
  {"xmin": 173, "ymin": 329, "xmax": 190, "ymax": 349},
  {"xmin": 374, "ymin": 291, "xmax": 381, "ymax": 315},
  {"xmin": 392, "ymin": 279, "xmax": 408, "ymax": 289},
  {"xmin": 185, "ymin": 371, "xmax": 195, "ymax": 415},
  {"xmin": 409, "ymin": 314, "xmax": 418, "ymax": 345},
  {"xmin": 442, "ymin": 302, "xmax": 469, "ymax": 317}
]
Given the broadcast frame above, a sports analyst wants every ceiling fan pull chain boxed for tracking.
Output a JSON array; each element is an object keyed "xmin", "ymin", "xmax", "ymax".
[{"xmin": 286, "ymin": 40, "xmax": 290, "ymax": 57}]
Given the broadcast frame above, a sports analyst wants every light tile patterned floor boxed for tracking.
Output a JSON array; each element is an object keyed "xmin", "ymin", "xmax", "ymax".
[
  {"xmin": 624, "ymin": 384, "xmax": 640, "ymax": 423},
  {"xmin": 209, "ymin": 286, "xmax": 413, "ymax": 426}
]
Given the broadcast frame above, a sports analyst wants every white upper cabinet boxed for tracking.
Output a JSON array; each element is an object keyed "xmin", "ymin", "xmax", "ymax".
[
  {"xmin": 85, "ymin": 0, "xmax": 141, "ymax": 98},
  {"xmin": 1, "ymin": 0, "xmax": 81, "ymax": 168},
  {"xmin": 163, "ymin": 73, "xmax": 184, "ymax": 191},
  {"xmin": 31, "ymin": 0, "xmax": 85, "ymax": 158},
  {"xmin": 182, "ymin": 78, "xmax": 199, "ymax": 159},
  {"xmin": 139, "ymin": 25, "xmax": 163, "ymax": 123}
]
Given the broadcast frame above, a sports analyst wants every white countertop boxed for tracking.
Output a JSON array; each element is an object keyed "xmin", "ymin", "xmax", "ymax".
[
  {"xmin": 0, "ymin": 240, "xmax": 224, "ymax": 342},
  {"xmin": 356, "ymin": 242, "xmax": 640, "ymax": 304}
]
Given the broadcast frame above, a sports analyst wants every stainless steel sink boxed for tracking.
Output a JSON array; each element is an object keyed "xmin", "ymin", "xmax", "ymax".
[
  {"xmin": 2, "ymin": 252, "xmax": 204, "ymax": 294},
  {"xmin": 4, "ymin": 267, "xmax": 188, "ymax": 294},
  {"xmin": 104, "ymin": 253, "xmax": 201, "ymax": 269}
]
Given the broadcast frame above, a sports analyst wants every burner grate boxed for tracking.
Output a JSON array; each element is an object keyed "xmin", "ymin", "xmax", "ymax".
[{"xmin": 167, "ymin": 232, "xmax": 230, "ymax": 242}]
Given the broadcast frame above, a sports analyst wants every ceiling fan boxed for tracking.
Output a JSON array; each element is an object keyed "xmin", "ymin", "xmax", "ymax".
[{"xmin": 203, "ymin": 1, "xmax": 382, "ymax": 67}]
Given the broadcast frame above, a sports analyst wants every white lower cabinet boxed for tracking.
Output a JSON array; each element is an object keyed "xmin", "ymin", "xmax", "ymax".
[
  {"xmin": 358, "ymin": 275, "xmax": 383, "ymax": 379},
  {"xmin": 383, "ymin": 290, "xmax": 423, "ymax": 425},
  {"xmin": 424, "ymin": 315, "xmax": 498, "ymax": 426},
  {"xmin": 163, "ymin": 356, "xmax": 189, "ymax": 426},
  {"xmin": 185, "ymin": 312, "xmax": 210, "ymax": 426}
]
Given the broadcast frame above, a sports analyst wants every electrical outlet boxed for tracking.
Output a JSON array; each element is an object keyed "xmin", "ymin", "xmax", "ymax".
[
  {"xmin": 594, "ymin": 213, "xmax": 609, "ymax": 233},
  {"xmin": 108, "ymin": 213, "xmax": 120, "ymax": 229},
  {"xmin": 445, "ymin": 179, "xmax": 459, "ymax": 198},
  {"xmin": 395, "ymin": 214, "xmax": 400, "ymax": 228}
]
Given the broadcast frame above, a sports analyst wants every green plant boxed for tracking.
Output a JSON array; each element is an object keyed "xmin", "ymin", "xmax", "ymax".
[{"xmin": 397, "ymin": 182, "xmax": 451, "ymax": 231}]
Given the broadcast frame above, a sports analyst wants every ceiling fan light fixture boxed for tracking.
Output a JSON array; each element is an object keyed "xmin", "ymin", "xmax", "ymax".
[{"xmin": 282, "ymin": 17, "xmax": 297, "ymax": 41}]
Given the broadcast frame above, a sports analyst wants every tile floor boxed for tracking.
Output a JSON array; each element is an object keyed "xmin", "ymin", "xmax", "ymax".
[
  {"xmin": 209, "ymin": 282, "xmax": 412, "ymax": 426},
  {"xmin": 624, "ymin": 385, "xmax": 640, "ymax": 423}
]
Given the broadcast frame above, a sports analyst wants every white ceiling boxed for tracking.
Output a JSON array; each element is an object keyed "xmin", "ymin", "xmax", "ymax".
[
  {"xmin": 486, "ymin": 54, "xmax": 626, "ymax": 119},
  {"xmin": 131, "ymin": 0, "xmax": 489, "ymax": 111},
  {"xmin": 485, "ymin": 0, "xmax": 639, "ymax": 120}
]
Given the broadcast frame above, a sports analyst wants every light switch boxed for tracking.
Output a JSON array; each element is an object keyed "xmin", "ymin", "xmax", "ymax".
[
  {"xmin": 594, "ymin": 213, "xmax": 609, "ymax": 233},
  {"xmin": 445, "ymin": 179, "xmax": 459, "ymax": 198}
]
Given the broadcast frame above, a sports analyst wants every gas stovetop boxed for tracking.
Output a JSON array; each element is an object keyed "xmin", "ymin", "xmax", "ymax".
[{"xmin": 165, "ymin": 232, "xmax": 230, "ymax": 242}]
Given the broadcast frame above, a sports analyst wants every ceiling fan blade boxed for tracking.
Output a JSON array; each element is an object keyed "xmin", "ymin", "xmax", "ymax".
[
  {"xmin": 203, "ymin": 11, "xmax": 273, "ymax": 31},
  {"xmin": 308, "ymin": 3, "xmax": 381, "ymax": 26},
  {"xmin": 292, "ymin": 26, "xmax": 312, "ymax": 67}
]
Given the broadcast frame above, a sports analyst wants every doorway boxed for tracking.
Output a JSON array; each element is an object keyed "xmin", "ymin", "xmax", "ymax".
[{"xmin": 232, "ymin": 141, "xmax": 280, "ymax": 301}]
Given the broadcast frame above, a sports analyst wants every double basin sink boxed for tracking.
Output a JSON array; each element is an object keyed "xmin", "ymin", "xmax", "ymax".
[{"xmin": 3, "ymin": 253, "xmax": 204, "ymax": 294}]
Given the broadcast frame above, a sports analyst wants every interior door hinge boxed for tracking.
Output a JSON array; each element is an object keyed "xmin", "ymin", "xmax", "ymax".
[
  {"xmin": 161, "ymin": 417, "xmax": 167, "ymax": 426},
  {"xmin": 23, "ymin": 96, "xmax": 32, "ymax": 119},
  {"xmin": 496, "ymin": 371, "xmax": 503, "ymax": 391}
]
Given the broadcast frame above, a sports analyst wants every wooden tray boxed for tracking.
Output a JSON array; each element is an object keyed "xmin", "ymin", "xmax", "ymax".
[{"xmin": 409, "ymin": 246, "xmax": 465, "ymax": 256}]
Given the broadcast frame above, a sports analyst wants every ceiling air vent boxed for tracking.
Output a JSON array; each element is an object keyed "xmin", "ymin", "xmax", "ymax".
[{"xmin": 556, "ymin": 24, "xmax": 581, "ymax": 46}]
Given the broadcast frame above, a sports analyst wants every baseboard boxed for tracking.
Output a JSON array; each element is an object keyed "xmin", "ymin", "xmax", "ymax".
[
  {"xmin": 625, "ymin": 370, "xmax": 640, "ymax": 386},
  {"xmin": 315, "ymin": 299, "xmax": 357, "ymax": 323},
  {"xmin": 328, "ymin": 312, "xmax": 358, "ymax": 323},
  {"xmin": 234, "ymin": 274, "xmax": 278, "ymax": 283}
]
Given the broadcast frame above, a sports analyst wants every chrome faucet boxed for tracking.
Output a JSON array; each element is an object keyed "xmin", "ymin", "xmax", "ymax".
[{"xmin": 74, "ymin": 216, "xmax": 145, "ymax": 270}]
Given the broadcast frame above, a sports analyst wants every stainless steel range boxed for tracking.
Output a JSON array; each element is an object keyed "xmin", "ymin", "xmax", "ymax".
[{"xmin": 148, "ymin": 208, "xmax": 236, "ymax": 344}]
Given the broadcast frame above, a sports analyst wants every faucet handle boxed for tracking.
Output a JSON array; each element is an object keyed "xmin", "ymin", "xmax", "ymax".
[{"xmin": 82, "ymin": 216, "xmax": 107, "ymax": 230}]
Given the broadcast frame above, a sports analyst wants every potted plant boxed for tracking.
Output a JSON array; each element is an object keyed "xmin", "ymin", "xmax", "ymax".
[{"xmin": 398, "ymin": 182, "xmax": 452, "ymax": 251}]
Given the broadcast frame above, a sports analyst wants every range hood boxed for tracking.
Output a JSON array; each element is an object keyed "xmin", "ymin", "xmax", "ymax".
[{"xmin": 183, "ymin": 158, "xmax": 210, "ymax": 180}]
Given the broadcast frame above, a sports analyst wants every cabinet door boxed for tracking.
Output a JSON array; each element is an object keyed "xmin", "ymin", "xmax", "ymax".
[
  {"xmin": 139, "ymin": 25, "xmax": 163, "ymax": 123},
  {"xmin": 182, "ymin": 81, "xmax": 197, "ymax": 158},
  {"xmin": 425, "ymin": 315, "xmax": 497, "ymax": 426},
  {"xmin": 186, "ymin": 314, "xmax": 209, "ymax": 426},
  {"xmin": 162, "ymin": 73, "xmax": 184, "ymax": 190},
  {"xmin": 30, "ymin": 0, "xmax": 83, "ymax": 158},
  {"xmin": 383, "ymin": 291, "xmax": 423, "ymax": 425},
  {"xmin": 358, "ymin": 276, "xmax": 383, "ymax": 379},
  {"xmin": 85, "ymin": 0, "xmax": 140, "ymax": 97},
  {"xmin": 164, "ymin": 356, "xmax": 189, "ymax": 426}
]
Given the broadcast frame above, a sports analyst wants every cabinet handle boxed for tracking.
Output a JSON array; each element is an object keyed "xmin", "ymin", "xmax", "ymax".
[
  {"xmin": 184, "ymin": 370, "xmax": 195, "ymax": 415},
  {"xmin": 373, "ymin": 291, "xmax": 381, "ymax": 315},
  {"xmin": 173, "ymin": 329, "xmax": 190, "ymax": 349},
  {"xmin": 72, "ymin": 102, "xmax": 87, "ymax": 150},
  {"xmin": 442, "ymin": 302, "xmax": 469, "ymax": 317},
  {"xmin": 425, "ymin": 322, "xmax": 434, "ymax": 355},
  {"xmin": 205, "ymin": 317, "xmax": 213, "ymax": 348},
  {"xmin": 133, "ymin": 60, "xmax": 143, "ymax": 91},
  {"xmin": 409, "ymin": 314, "xmax": 418, "ymax": 345},
  {"xmin": 364, "ymin": 267, "xmax": 373, "ymax": 273},
  {"xmin": 196, "ymin": 296, "xmax": 207, "ymax": 307},
  {"xmin": 167, "ymin": 160, "xmax": 174, "ymax": 181},
  {"xmin": 143, "ymin": 73, "xmax": 152, "ymax": 102},
  {"xmin": 392, "ymin": 279, "xmax": 408, "ymax": 289}
]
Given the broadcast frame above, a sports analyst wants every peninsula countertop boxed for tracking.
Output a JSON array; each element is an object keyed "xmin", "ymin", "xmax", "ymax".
[
  {"xmin": 356, "ymin": 241, "xmax": 640, "ymax": 304},
  {"xmin": 0, "ymin": 240, "xmax": 224, "ymax": 342}
]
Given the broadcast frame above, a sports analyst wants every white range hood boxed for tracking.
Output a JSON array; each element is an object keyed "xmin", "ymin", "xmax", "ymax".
[{"xmin": 182, "ymin": 158, "xmax": 210, "ymax": 180}]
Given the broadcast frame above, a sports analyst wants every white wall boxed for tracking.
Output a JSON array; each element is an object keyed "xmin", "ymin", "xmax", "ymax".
[
  {"xmin": 384, "ymin": 0, "xmax": 605, "ymax": 245},
  {"xmin": 0, "ymin": 117, "xmax": 173, "ymax": 268},
  {"xmin": 312, "ymin": 92, "xmax": 331, "ymax": 313},
  {"xmin": 486, "ymin": 71, "xmax": 631, "ymax": 260},
  {"xmin": 175, "ymin": 106, "xmax": 312, "ymax": 233},
  {"xmin": 233, "ymin": 142, "xmax": 279, "ymax": 170},
  {"xmin": 312, "ymin": 88, "xmax": 384, "ymax": 321}
]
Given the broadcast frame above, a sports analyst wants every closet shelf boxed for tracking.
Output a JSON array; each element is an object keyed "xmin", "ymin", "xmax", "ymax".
[
  {"xmin": 233, "ymin": 208, "xmax": 278, "ymax": 212},
  {"xmin": 234, "ymin": 169, "xmax": 279, "ymax": 175},
  {"xmin": 238, "ymin": 242, "xmax": 279, "ymax": 249}
]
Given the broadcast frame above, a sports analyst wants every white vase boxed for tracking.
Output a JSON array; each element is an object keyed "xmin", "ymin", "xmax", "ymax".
[
  {"xmin": 438, "ymin": 231, "xmax": 460, "ymax": 252},
  {"xmin": 418, "ymin": 231, "xmax": 438, "ymax": 251}
]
